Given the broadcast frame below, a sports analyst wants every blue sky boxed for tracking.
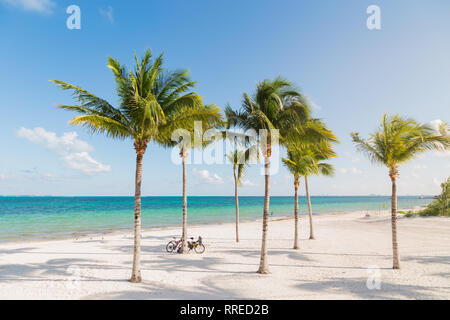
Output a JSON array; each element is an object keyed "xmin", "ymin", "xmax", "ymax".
[{"xmin": 0, "ymin": 0, "xmax": 449, "ymax": 196}]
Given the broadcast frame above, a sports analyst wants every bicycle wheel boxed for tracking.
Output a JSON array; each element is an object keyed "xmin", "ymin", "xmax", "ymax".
[
  {"xmin": 166, "ymin": 241, "xmax": 176, "ymax": 252},
  {"xmin": 194, "ymin": 244, "xmax": 205, "ymax": 254}
]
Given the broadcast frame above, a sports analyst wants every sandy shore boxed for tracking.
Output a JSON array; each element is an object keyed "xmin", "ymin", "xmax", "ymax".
[{"xmin": 1, "ymin": 210, "xmax": 449, "ymax": 300}]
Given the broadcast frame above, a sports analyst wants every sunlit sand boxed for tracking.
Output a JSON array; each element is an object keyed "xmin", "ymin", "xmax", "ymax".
[{"xmin": 1, "ymin": 210, "xmax": 449, "ymax": 300}]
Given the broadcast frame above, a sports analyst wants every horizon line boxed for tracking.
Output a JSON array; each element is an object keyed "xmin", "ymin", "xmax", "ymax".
[{"xmin": 0, "ymin": 194, "xmax": 435, "ymax": 198}]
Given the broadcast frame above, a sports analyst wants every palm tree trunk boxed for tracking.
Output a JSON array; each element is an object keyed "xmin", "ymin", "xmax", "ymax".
[
  {"xmin": 390, "ymin": 169, "xmax": 400, "ymax": 269},
  {"xmin": 305, "ymin": 176, "xmax": 315, "ymax": 240},
  {"xmin": 180, "ymin": 148, "xmax": 188, "ymax": 253},
  {"xmin": 293, "ymin": 177, "xmax": 299, "ymax": 250},
  {"xmin": 257, "ymin": 155, "xmax": 271, "ymax": 274},
  {"xmin": 234, "ymin": 165, "xmax": 240, "ymax": 243},
  {"xmin": 130, "ymin": 151, "xmax": 144, "ymax": 283}
]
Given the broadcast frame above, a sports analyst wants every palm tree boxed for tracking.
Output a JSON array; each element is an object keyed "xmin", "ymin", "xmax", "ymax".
[
  {"xmin": 225, "ymin": 77, "xmax": 332, "ymax": 274},
  {"xmin": 304, "ymin": 141, "xmax": 336, "ymax": 240},
  {"xmin": 283, "ymin": 140, "xmax": 336, "ymax": 248},
  {"xmin": 351, "ymin": 113, "xmax": 449, "ymax": 269},
  {"xmin": 52, "ymin": 49, "xmax": 206, "ymax": 282},
  {"xmin": 164, "ymin": 107, "xmax": 223, "ymax": 253},
  {"xmin": 227, "ymin": 148, "xmax": 253, "ymax": 243},
  {"xmin": 282, "ymin": 150, "xmax": 314, "ymax": 249}
]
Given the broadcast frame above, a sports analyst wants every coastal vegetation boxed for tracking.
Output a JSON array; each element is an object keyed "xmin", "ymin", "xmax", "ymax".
[
  {"xmin": 351, "ymin": 114, "xmax": 450, "ymax": 269},
  {"xmin": 405, "ymin": 177, "xmax": 449, "ymax": 217}
]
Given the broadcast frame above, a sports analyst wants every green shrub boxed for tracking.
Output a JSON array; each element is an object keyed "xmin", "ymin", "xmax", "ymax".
[{"xmin": 416, "ymin": 177, "xmax": 449, "ymax": 217}]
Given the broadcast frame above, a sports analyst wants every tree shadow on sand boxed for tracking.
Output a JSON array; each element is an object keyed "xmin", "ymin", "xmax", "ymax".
[
  {"xmin": 403, "ymin": 255, "xmax": 450, "ymax": 265},
  {"xmin": 0, "ymin": 258, "xmax": 124, "ymax": 282},
  {"xmin": 85, "ymin": 279, "xmax": 242, "ymax": 299},
  {"xmin": 295, "ymin": 278, "xmax": 445, "ymax": 299},
  {"xmin": 140, "ymin": 254, "xmax": 256, "ymax": 275}
]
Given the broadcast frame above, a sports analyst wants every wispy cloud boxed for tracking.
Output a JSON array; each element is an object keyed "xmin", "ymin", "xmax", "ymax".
[
  {"xmin": 241, "ymin": 179, "xmax": 258, "ymax": 187},
  {"xmin": 429, "ymin": 119, "xmax": 447, "ymax": 133},
  {"xmin": 99, "ymin": 6, "xmax": 114, "ymax": 24},
  {"xmin": 339, "ymin": 167, "xmax": 363, "ymax": 175},
  {"xmin": 434, "ymin": 150, "xmax": 450, "ymax": 158},
  {"xmin": 305, "ymin": 96, "xmax": 322, "ymax": 110},
  {"xmin": 1, "ymin": 0, "xmax": 55, "ymax": 14},
  {"xmin": 192, "ymin": 169, "xmax": 224, "ymax": 184},
  {"xmin": 17, "ymin": 127, "xmax": 111, "ymax": 174},
  {"xmin": 429, "ymin": 119, "xmax": 450, "ymax": 157},
  {"xmin": 433, "ymin": 177, "xmax": 444, "ymax": 187}
]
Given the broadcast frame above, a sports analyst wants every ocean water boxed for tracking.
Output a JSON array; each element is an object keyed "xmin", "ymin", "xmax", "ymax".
[{"xmin": 0, "ymin": 196, "xmax": 432, "ymax": 242}]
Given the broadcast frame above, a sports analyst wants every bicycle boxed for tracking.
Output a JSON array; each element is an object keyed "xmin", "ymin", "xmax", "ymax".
[
  {"xmin": 188, "ymin": 236, "xmax": 205, "ymax": 254},
  {"xmin": 166, "ymin": 237, "xmax": 182, "ymax": 253},
  {"xmin": 167, "ymin": 236, "xmax": 205, "ymax": 254}
]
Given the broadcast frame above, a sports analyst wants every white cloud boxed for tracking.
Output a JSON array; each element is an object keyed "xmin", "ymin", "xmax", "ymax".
[
  {"xmin": 339, "ymin": 167, "xmax": 363, "ymax": 175},
  {"xmin": 434, "ymin": 150, "xmax": 450, "ymax": 158},
  {"xmin": 430, "ymin": 120, "xmax": 449, "ymax": 158},
  {"xmin": 99, "ymin": 6, "xmax": 114, "ymax": 23},
  {"xmin": 0, "ymin": 173, "xmax": 6, "ymax": 180},
  {"xmin": 429, "ymin": 119, "xmax": 447, "ymax": 133},
  {"xmin": 17, "ymin": 127, "xmax": 111, "ymax": 174},
  {"xmin": 433, "ymin": 177, "xmax": 443, "ymax": 187},
  {"xmin": 1, "ymin": 0, "xmax": 55, "ymax": 14},
  {"xmin": 241, "ymin": 179, "xmax": 258, "ymax": 187},
  {"xmin": 192, "ymin": 169, "xmax": 223, "ymax": 184},
  {"xmin": 413, "ymin": 165, "xmax": 428, "ymax": 169},
  {"xmin": 351, "ymin": 157, "xmax": 360, "ymax": 163},
  {"xmin": 62, "ymin": 152, "xmax": 111, "ymax": 174},
  {"xmin": 307, "ymin": 97, "xmax": 322, "ymax": 110}
]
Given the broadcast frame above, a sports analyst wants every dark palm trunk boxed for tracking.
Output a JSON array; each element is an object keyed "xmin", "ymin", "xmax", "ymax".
[
  {"xmin": 130, "ymin": 144, "xmax": 146, "ymax": 283},
  {"xmin": 234, "ymin": 165, "xmax": 240, "ymax": 243},
  {"xmin": 180, "ymin": 148, "xmax": 188, "ymax": 253},
  {"xmin": 257, "ymin": 155, "xmax": 271, "ymax": 274},
  {"xmin": 305, "ymin": 176, "xmax": 315, "ymax": 240},
  {"xmin": 390, "ymin": 167, "xmax": 400, "ymax": 269},
  {"xmin": 293, "ymin": 177, "xmax": 300, "ymax": 250}
]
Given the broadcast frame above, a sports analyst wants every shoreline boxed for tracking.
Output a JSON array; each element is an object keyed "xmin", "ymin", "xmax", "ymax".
[{"xmin": 1, "ymin": 207, "xmax": 425, "ymax": 245}]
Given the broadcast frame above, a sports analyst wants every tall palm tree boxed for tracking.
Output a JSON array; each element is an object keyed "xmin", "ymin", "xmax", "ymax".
[
  {"xmin": 282, "ymin": 149, "xmax": 314, "ymax": 249},
  {"xmin": 225, "ymin": 77, "xmax": 333, "ymax": 274},
  {"xmin": 304, "ymin": 141, "xmax": 336, "ymax": 240},
  {"xmin": 227, "ymin": 148, "xmax": 254, "ymax": 243},
  {"xmin": 52, "ymin": 49, "xmax": 205, "ymax": 282},
  {"xmin": 283, "ymin": 140, "xmax": 336, "ymax": 248},
  {"xmin": 163, "ymin": 108, "xmax": 223, "ymax": 253},
  {"xmin": 352, "ymin": 113, "xmax": 449, "ymax": 269}
]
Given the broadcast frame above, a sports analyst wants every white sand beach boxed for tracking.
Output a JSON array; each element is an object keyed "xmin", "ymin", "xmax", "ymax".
[{"xmin": 1, "ymin": 211, "xmax": 449, "ymax": 300}]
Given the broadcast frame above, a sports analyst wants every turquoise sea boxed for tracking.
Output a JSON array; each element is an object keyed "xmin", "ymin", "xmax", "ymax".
[{"xmin": 0, "ymin": 196, "xmax": 432, "ymax": 242}]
